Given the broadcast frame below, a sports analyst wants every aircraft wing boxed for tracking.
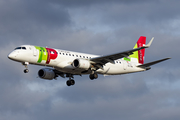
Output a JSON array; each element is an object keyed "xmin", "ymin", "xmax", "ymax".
[
  {"xmin": 137, "ymin": 58, "xmax": 171, "ymax": 68},
  {"xmin": 90, "ymin": 37, "xmax": 154, "ymax": 65}
]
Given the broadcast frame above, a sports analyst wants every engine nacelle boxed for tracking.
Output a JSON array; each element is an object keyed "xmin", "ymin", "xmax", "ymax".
[
  {"xmin": 73, "ymin": 59, "xmax": 91, "ymax": 70},
  {"xmin": 38, "ymin": 68, "xmax": 55, "ymax": 80}
]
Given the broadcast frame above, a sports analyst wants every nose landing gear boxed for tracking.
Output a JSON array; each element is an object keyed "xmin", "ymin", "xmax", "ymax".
[
  {"xmin": 24, "ymin": 69, "xmax": 29, "ymax": 73},
  {"xmin": 22, "ymin": 62, "xmax": 29, "ymax": 73}
]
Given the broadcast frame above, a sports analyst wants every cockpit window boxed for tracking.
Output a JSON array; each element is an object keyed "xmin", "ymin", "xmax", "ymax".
[
  {"xmin": 14, "ymin": 47, "xmax": 26, "ymax": 50},
  {"xmin": 22, "ymin": 47, "xmax": 26, "ymax": 50},
  {"xmin": 15, "ymin": 47, "xmax": 21, "ymax": 50}
]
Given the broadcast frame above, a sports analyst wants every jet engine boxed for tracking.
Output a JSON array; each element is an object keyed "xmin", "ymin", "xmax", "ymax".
[
  {"xmin": 73, "ymin": 59, "xmax": 91, "ymax": 70},
  {"xmin": 38, "ymin": 68, "xmax": 55, "ymax": 80}
]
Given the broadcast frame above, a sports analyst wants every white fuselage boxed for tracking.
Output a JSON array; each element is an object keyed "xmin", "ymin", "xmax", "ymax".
[{"xmin": 8, "ymin": 45, "xmax": 146, "ymax": 75}]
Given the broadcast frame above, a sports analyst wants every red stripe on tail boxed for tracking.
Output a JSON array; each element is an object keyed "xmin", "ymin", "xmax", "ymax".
[{"xmin": 137, "ymin": 36, "xmax": 146, "ymax": 64}]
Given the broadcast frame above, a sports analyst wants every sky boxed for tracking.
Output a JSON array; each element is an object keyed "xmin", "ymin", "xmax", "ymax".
[{"xmin": 0, "ymin": 0, "xmax": 179, "ymax": 120}]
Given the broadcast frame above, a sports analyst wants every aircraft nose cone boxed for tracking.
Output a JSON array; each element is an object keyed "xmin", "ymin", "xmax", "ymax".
[
  {"xmin": 8, "ymin": 53, "xmax": 13, "ymax": 59},
  {"xmin": 8, "ymin": 52, "xmax": 16, "ymax": 60}
]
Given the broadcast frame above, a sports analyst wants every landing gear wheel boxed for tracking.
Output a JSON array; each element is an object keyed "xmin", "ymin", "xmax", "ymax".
[
  {"xmin": 89, "ymin": 74, "xmax": 94, "ymax": 80},
  {"xmin": 66, "ymin": 80, "xmax": 75, "ymax": 86},
  {"xmin": 89, "ymin": 73, "xmax": 98, "ymax": 80},
  {"xmin": 24, "ymin": 69, "xmax": 29, "ymax": 73},
  {"xmin": 93, "ymin": 73, "xmax": 98, "ymax": 79},
  {"xmin": 70, "ymin": 80, "xmax": 75, "ymax": 85},
  {"xmin": 66, "ymin": 80, "xmax": 71, "ymax": 86}
]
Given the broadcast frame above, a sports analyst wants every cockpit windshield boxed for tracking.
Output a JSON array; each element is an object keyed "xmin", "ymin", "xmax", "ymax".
[
  {"xmin": 22, "ymin": 47, "xmax": 26, "ymax": 50},
  {"xmin": 15, "ymin": 47, "xmax": 26, "ymax": 50}
]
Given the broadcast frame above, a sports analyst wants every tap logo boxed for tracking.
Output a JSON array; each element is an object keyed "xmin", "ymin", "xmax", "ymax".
[
  {"xmin": 124, "ymin": 36, "xmax": 146, "ymax": 64},
  {"xmin": 35, "ymin": 46, "xmax": 58, "ymax": 64}
]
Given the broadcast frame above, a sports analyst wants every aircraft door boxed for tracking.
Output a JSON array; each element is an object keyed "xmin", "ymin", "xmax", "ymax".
[
  {"xmin": 123, "ymin": 60, "xmax": 127, "ymax": 70},
  {"xmin": 33, "ymin": 47, "xmax": 37, "ymax": 56}
]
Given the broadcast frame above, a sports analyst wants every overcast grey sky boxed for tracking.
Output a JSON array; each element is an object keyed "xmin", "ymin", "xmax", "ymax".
[{"xmin": 0, "ymin": 0, "xmax": 179, "ymax": 120}]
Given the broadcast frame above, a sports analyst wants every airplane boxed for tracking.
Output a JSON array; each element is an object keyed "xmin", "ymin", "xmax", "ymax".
[{"xmin": 8, "ymin": 36, "xmax": 170, "ymax": 86}]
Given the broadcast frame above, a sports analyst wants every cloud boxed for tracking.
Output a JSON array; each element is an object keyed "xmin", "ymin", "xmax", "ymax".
[{"xmin": 0, "ymin": 0, "xmax": 71, "ymax": 46}]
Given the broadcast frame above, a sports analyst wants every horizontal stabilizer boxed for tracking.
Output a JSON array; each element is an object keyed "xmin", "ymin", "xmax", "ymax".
[{"xmin": 137, "ymin": 58, "xmax": 171, "ymax": 68}]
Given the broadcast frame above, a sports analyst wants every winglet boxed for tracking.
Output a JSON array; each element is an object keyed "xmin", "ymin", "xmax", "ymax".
[{"xmin": 143, "ymin": 37, "xmax": 154, "ymax": 48}]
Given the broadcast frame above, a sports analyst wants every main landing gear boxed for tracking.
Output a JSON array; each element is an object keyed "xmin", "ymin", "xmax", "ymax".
[
  {"xmin": 89, "ymin": 71, "xmax": 98, "ymax": 80},
  {"xmin": 66, "ymin": 72, "xmax": 98, "ymax": 86},
  {"xmin": 66, "ymin": 74, "xmax": 75, "ymax": 86},
  {"xmin": 66, "ymin": 79, "xmax": 75, "ymax": 86},
  {"xmin": 66, "ymin": 73, "xmax": 98, "ymax": 86},
  {"xmin": 22, "ymin": 62, "xmax": 29, "ymax": 73}
]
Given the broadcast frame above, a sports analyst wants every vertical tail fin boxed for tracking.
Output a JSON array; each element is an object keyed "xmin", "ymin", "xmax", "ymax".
[{"xmin": 124, "ymin": 36, "xmax": 146, "ymax": 64}]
